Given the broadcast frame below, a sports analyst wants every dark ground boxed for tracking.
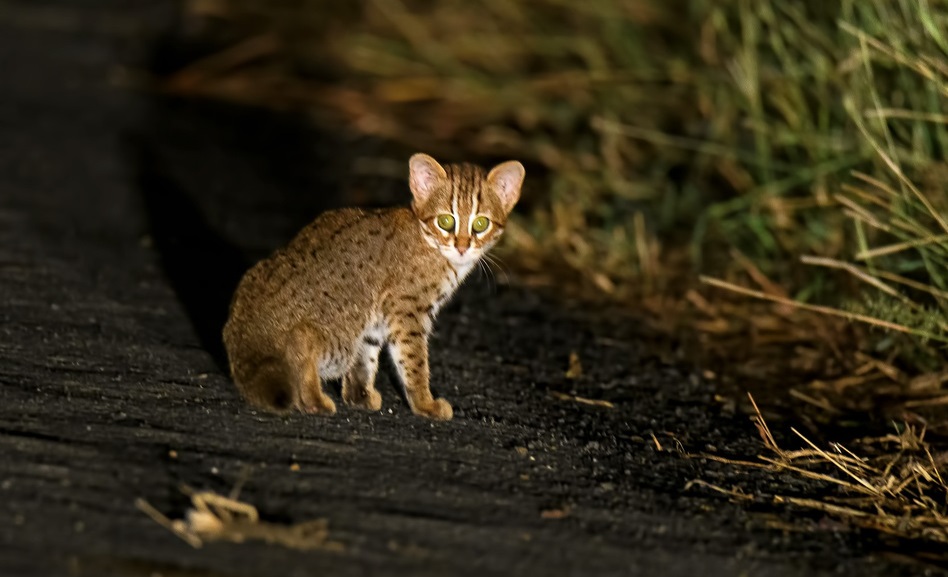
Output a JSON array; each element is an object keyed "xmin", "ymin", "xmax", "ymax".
[{"xmin": 0, "ymin": 2, "xmax": 943, "ymax": 576}]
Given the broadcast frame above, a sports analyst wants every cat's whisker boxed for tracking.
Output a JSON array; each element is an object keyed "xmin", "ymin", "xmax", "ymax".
[
  {"xmin": 475, "ymin": 259, "xmax": 495, "ymax": 293},
  {"xmin": 482, "ymin": 253, "xmax": 510, "ymax": 286},
  {"xmin": 477, "ymin": 260, "xmax": 497, "ymax": 293}
]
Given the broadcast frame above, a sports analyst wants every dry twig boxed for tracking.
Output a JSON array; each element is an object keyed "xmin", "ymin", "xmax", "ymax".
[{"xmin": 137, "ymin": 485, "xmax": 344, "ymax": 551}]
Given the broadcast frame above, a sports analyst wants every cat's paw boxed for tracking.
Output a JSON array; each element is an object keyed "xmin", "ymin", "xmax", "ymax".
[
  {"xmin": 413, "ymin": 398, "xmax": 453, "ymax": 421},
  {"xmin": 297, "ymin": 391, "xmax": 337, "ymax": 415},
  {"xmin": 343, "ymin": 387, "xmax": 382, "ymax": 412}
]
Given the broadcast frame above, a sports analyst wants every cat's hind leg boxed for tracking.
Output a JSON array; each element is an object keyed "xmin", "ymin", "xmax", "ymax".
[
  {"xmin": 287, "ymin": 324, "xmax": 337, "ymax": 415},
  {"xmin": 230, "ymin": 355, "xmax": 295, "ymax": 414},
  {"xmin": 342, "ymin": 334, "xmax": 383, "ymax": 411}
]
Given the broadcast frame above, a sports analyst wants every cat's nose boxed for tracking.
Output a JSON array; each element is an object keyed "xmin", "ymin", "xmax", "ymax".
[{"xmin": 456, "ymin": 245, "xmax": 468, "ymax": 255}]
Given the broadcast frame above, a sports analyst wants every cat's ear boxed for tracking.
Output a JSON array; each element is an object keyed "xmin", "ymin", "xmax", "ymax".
[
  {"xmin": 409, "ymin": 153, "xmax": 447, "ymax": 205},
  {"xmin": 487, "ymin": 160, "xmax": 525, "ymax": 213}
]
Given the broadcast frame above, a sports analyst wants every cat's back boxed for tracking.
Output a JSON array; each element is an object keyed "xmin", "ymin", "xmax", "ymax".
[
  {"xmin": 228, "ymin": 207, "xmax": 413, "ymax": 321},
  {"xmin": 291, "ymin": 206, "xmax": 399, "ymax": 254}
]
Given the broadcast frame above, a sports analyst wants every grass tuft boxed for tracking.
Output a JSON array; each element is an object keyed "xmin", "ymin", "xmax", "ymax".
[{"xmin": 694, "ymin": 394, "xmax": 948, "ymax": 545}]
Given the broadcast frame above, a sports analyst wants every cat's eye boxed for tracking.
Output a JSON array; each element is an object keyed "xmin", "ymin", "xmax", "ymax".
[
  {"xmin": 472, "ymin": 216, "xmax": 490, "ymax": 233},
  {"xmin": 436, "ymin": 214, "xmax": 456, "ymax": 231}
]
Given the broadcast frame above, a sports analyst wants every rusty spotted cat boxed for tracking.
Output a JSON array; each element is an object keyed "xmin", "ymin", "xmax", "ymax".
[{"xmin": 222, "ymin": 153, "xmax": 525, "ymax": 420}]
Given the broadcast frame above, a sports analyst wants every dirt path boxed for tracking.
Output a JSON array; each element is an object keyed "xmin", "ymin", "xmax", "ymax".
[{"xmin": 0, "ymin": 2, "xmax": 938, "ymax": 576}]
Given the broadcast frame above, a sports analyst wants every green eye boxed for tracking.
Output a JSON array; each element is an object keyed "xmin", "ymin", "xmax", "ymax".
[
  {"xmin": 472, "ymin": 216, "xmax": 490, "ymax": 233},
  {"xmin": 436, "ymin": 214, "xmax": 456, "ymax": 231}
]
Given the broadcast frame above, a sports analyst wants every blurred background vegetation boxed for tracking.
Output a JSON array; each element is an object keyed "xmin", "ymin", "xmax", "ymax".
[{"xmin": 166, "ymin": 0, "xmax": 947, "ymax": 422}]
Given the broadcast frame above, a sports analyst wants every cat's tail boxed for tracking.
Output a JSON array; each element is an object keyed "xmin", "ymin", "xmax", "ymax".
[{"xmin": 231, "ymin": 356, "xmax": 296, "ymax": 414}]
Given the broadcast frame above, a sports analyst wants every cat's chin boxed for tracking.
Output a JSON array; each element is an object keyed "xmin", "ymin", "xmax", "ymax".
[{"xmin": 441, "ymin": 250, "xmax": 481, "ymax": 271}]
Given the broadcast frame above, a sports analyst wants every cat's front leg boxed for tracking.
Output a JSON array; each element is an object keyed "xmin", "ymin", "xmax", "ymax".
[
  {"xmin": 342, "ymin": 335, "xmax": 383, "ymax": 411},
  {"xmin": 386, "ymin": 316, "xmax": 453, "ymax": 421}
]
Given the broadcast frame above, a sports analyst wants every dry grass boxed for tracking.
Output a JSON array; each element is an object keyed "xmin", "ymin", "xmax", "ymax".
[
  {"xmin": 136, "ymin": 484, "xmax": 343, "ymax": 551},
  {"xmin": 692, "ymin": 394, "xmax": 948, "ymax": 544}
]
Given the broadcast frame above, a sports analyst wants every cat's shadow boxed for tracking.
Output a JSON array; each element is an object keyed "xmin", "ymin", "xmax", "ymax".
[
  {"xmin": 128, "ymin": 100, "xmax": 338, "ymax": 369},
  {"xmin": 127, "ymin": 95, "xmax": 407, "ymax": 374}
]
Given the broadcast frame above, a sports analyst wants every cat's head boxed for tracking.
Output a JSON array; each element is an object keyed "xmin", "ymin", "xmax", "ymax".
[{"xmin": 408, "ymin": 153, "xmax": 524, "ymax": 269}]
